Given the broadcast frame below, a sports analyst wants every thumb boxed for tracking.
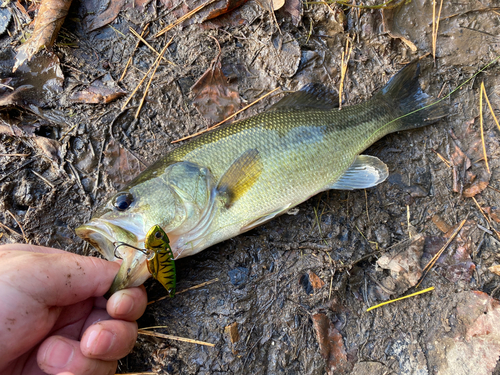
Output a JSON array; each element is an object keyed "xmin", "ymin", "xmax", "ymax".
[{"xmin": 0, "ymin": 244, "xmax": 120, "ymax": 307}]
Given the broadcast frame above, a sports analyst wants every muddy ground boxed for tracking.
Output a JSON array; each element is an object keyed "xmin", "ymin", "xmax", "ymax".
[{"xmin": 1, "ymin": 0, "xmax": 500, "ymax": 374}]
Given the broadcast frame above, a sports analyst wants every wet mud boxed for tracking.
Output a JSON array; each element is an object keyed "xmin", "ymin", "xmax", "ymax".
[{"xmin": 1, "ymin": 0, "xmax": 500, "ymax": 374}]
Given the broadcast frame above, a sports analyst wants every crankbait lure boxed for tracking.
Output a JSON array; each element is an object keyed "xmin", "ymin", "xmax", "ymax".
[{"xmin": 113, "ymin": 225, "xmax": 176, "ymax": 296}]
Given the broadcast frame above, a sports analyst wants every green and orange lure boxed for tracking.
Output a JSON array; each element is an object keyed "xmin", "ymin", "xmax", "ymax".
[
  {"xmin": 113, "ymin": 225, "xmax": 176, "ymax": 297},
  {"xmin": 144, "ymin": 225, "xmax": 176, "ymax": 297}
]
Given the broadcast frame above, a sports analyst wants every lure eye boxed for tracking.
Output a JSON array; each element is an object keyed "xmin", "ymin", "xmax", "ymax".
[
  {"xmin": 155, "ymin": 231, "xmax": 162, "ymax": 239},
  {"xmin": 113, "ymin": 193, "xmax": 134, "ymax": 211}
]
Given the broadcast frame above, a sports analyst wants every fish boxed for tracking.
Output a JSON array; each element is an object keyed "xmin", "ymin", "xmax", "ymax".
[{"xmin": 76, "ymin": 61, "xmax": 445, "ymax": 295}]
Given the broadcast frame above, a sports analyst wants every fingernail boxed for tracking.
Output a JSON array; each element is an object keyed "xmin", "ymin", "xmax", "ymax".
[
  {"xmin": 86, "ymin": 328, "xmax": 116, "ymax": 355},
  {"xmin": 113, "ymin": 292, "xmax": 134, "ymax": 316},
  {"xmin": 45, "ymin": 338, "xmax": 74, "ymax": 368}
]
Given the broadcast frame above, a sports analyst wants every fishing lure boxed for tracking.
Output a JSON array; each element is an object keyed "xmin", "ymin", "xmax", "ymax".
[
  {"xmin": 113, "ymin": 225, "xmax": 176, "ymax": 296},
  {"xmin": 144, "ymin": 225, "xmax": 176, "ymax": 297}
]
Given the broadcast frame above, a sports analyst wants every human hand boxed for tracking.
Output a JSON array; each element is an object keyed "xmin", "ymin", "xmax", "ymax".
[{"xmin": 0, "ymin": 244, "xmax": 148, "ymax": 375}]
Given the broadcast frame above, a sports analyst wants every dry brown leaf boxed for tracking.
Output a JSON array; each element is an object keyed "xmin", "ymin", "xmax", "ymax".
[
  {"xmin": 160, "ymin": 0, "xmax": 248, "ymax": 26},
  {"xmin": 312, "ymin": 313, "xmax": 353, "ymax": 375},
  {"xmin": 70, "ymin": 73, "xmax": 126, "ymax": 104},
  {"xmin": 224, "ymin": 322, "xmax": 240, "ymax": 343},
  {"xmin": 489, "ymin": 265, "xmax": 500, "ymax": 276},
  {"xmin": 102, "ymin": 138, "xmax": 147, "ymax": 190},
  {"xmin": 14, "ymin": 0, "xmax": 73, "ymax": 71},
  {"xmin": 33, "ymin": 136, "xmax": 60, "ymax": 163},
  {"xmin": 191, "ymin": 60, "xmax": 241, "ymax": 124},
  {"xmin": 432, "ymin": 214, "xmax": 452, "ymax": 234},
  {"xmin": 422, "ymin": 221, "xmax": 476, "ymax": 283},
  {"xmin": 377, "ymin": 233, "xmax": 425, "ymax": 288},
  {"xmin": 84, "ymin": 0, "xmax": 126, "ymax": 32},
  {"xmin": 271, "ymin": 0, "xmax": 285, "ymax": 11},
  {"xmin": 381, "ymin": 8, "xmax": 417, "ymax": 52},
  {"xmin": 308, "ymin": 271, "xmax": 325, "ymax": 290}
]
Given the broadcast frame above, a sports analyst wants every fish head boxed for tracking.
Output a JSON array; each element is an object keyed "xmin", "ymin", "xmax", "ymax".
[{"xmin": 76, "ymin": 161, "xmax": 214, "ymax": 294}]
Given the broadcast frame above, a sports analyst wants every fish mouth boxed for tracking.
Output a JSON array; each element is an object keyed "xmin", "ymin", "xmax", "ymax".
[{"xmin": 75, "ymin": 219, "xmax": 151, "ymax": 296}]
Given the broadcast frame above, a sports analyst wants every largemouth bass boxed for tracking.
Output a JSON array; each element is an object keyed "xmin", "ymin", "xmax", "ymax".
[{"xmin": 76, "ymin": 61, "xmax": 444, "ymax": 294}]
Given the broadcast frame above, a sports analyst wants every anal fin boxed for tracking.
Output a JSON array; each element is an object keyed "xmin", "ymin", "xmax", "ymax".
[
  {"xmin": 329, "ymin": 155, "xmax": 388, "ymax": 190},
  {"xmin": 217, "ymin": 149, "xmax": 263, "ymax": 208}
]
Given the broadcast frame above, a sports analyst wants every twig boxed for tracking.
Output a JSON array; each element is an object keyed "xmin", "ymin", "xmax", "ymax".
[
  {"xmin": 0, "ymin": 153, "xmax": 30, "ymax": 157},
  {"xmin": 155, "ymin": 0, "xmax": 219, "ymax": 37},
  {"xmin": 479, "ymin": 82, "xmax": 490, "ymax": 173},
  {"xmin": 148, "ymin": 278, "xmax": 220, "ymax": 305},
  {"xmin": 31, "ymin": 170, "xmax": 54, "ymax": 188},
  {"xmin": 172, "ymin": 87, "xmax": 281, "ymax": 143},
  {"xmin": 0, "ymin": 159, "xmax": 34, "ymax": 183},
  {"xmin": 416, "ymin": 219, "xmax": 466, "ymax": 288},
  {"xmin": 471, "ymin": 196, "xmax": 500, "ymax": 241},
  {"xmin": 138, "ymin": 329, "xmax": 215, "ymax": 347}
]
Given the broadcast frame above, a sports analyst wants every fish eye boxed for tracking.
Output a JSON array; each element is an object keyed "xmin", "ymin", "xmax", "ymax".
[
  {"xmin": 113, "ymin": 192, "xmax": 134, "ymax": 211},
  {"xmin": 155, "ymin": 231, "xmax": 162, "ymax": 239}
]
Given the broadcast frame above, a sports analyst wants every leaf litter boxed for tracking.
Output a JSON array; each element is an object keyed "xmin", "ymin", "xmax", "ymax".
[{"xmin": 1, "ymin": 0, "xmax": 500, "ymax": 374}]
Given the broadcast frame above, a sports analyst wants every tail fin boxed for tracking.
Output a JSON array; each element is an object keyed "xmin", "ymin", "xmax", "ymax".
[{"xmin": 378, "ymin": 61, "xmax": 447, "ymax": 131}]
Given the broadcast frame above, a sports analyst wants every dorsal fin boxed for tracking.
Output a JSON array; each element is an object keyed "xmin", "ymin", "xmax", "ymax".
[
  {"xmin": 329, "ymin": 155, "xmax": 389, "ymax": 190},
  {"xmin": 269, "ymin": 83, "xmax": 339, "ymax": 111},
  {"xmin": 217, "ymin": 149, "xmax": 263, "ymax": 208}
]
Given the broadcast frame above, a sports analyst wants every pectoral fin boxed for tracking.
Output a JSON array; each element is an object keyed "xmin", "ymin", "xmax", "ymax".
[
  {"xmin": 329, "ymin": 155, "xmax": 388, "ymax": 190},
  {"xmin": 241, "ymin": 203, "xmax": 292, "ymax": 232},
  {"xmin": 217, "ymin": 149, "xmax": 263, "ymax": 208}
]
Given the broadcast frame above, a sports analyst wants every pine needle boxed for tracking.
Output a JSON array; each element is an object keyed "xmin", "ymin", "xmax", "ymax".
[
  {"xmin": 431, "ymin": 0, "xmax": 444, "ymax": 62},
  {"xmin": 481, "ymin": 82, "xmax": 500, "ymax": 133},
  {"xmin": 471, "ymin": 196, "xmax": 500, "ymax": 241},
  {"xmin": 129, "ymin": 27, "xmax": 175, "ymax": 66},
  {"xmin": 431, "ymin": 149, "xmax": 452, "ymax": 168},
  {"xmin": 366, "ymin": 287, "xmax": 435, "ymax": 312},
  {"xmin": 138, "ymin": 329, "xmax": 215, "ymax": 347},
  {"xmin": 120, "ymin": 24, "xmax": 149, "ymax": 82},
  {"xmin": 135, "ymin": 36, "xmax": 175, "ymax": 119},
  {"xmin": 479, "ymin": 82, "xmax": 490, "ymax": 174},
  {"xmin": 339, "ymin": 38, "xmax": 353, "ymax": 109},
  {"xmin": 155, "ymin": 0, "xmax": 219, "ymax": 38},
  {"xmin": 121, "ymin": 36, "xmax": 174, "ymax": 112},
  {"xmin": 172, "ymin": 87, "xmax": 280, "ymax": 143}
]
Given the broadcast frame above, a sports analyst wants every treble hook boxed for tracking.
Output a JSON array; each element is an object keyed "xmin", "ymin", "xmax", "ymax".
[{"xmin": 113, "ymin": 242, "xmax": 148, "ymax": 259}]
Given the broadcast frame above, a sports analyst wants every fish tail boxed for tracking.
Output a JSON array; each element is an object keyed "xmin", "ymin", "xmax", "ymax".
[{"xmin": 378, "ymin": 60, "xmax": 447, "ymax": 132}]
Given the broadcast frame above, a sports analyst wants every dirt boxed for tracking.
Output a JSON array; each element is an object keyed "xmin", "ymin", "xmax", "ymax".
[{"xmin": 1, "ymin": 0, "xmax": 500, "ymax": 374}]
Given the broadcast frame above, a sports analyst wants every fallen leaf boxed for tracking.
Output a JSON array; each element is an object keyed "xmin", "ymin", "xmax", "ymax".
[
  {"xmin": 422, "ymin": 221, "xmax": 477, "ymax": 283},
  {"xmin": 282, "ymin": 0, "xmax": 302, "ymax": 26},
  {"xmin": 224, "ymin": 322, "xmax": 240, "ymax": 343},
  {"xmin": 191, "ymin": 59, "xmax": 241, "ymax": 124},
  {"xmin": 432, "ymin": 214, "xmax": 452, "ymax": 234},
  {"xmin": 102, "ymin": 138, "xmax": 147, "ymax": 190},
  {"xmin": 160, "ymin": 0, "xmax": 248, "ymax": 26},
  {"xmin": 14, "ymin": 0, "xmax": 73, "ymax": 71},
  {"xmin": 489, "ymin": 265, "xmax": 500, "ymax": 276},
  {"xmin": 308, "ymin": 271, "xmax": 325, "ymax": 290},
  {"xmin": 377, "ymin": 233, "xmax": 425, "ymax": 289},
  {"xmin": 0, "ymin": 7, "xmax": 12, "ymax": 36},
  {"xmin": 271, "ymin": 0, "xmax": 285, "ymax": 11},
  {"xmin": 33, "ymin": 136, "xmax": 61, "ymax": 163},
  {"xmin": 381, "ymin": 8, "xmax": 417, "ymax": 52},
  {"xmin": 84, "ymin": 0, "xmax": 126, "ymax": 32},
  {"xmin": 312, "ymin": 313, "xmax": 353, "ymax": 375},
  {"xmin": 432, "ymin": 291, "xmax": 500, "ymax": 375},
  {"xmin": 70, "ymin": 73, "xmax": 126, "ymax": 104}
]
